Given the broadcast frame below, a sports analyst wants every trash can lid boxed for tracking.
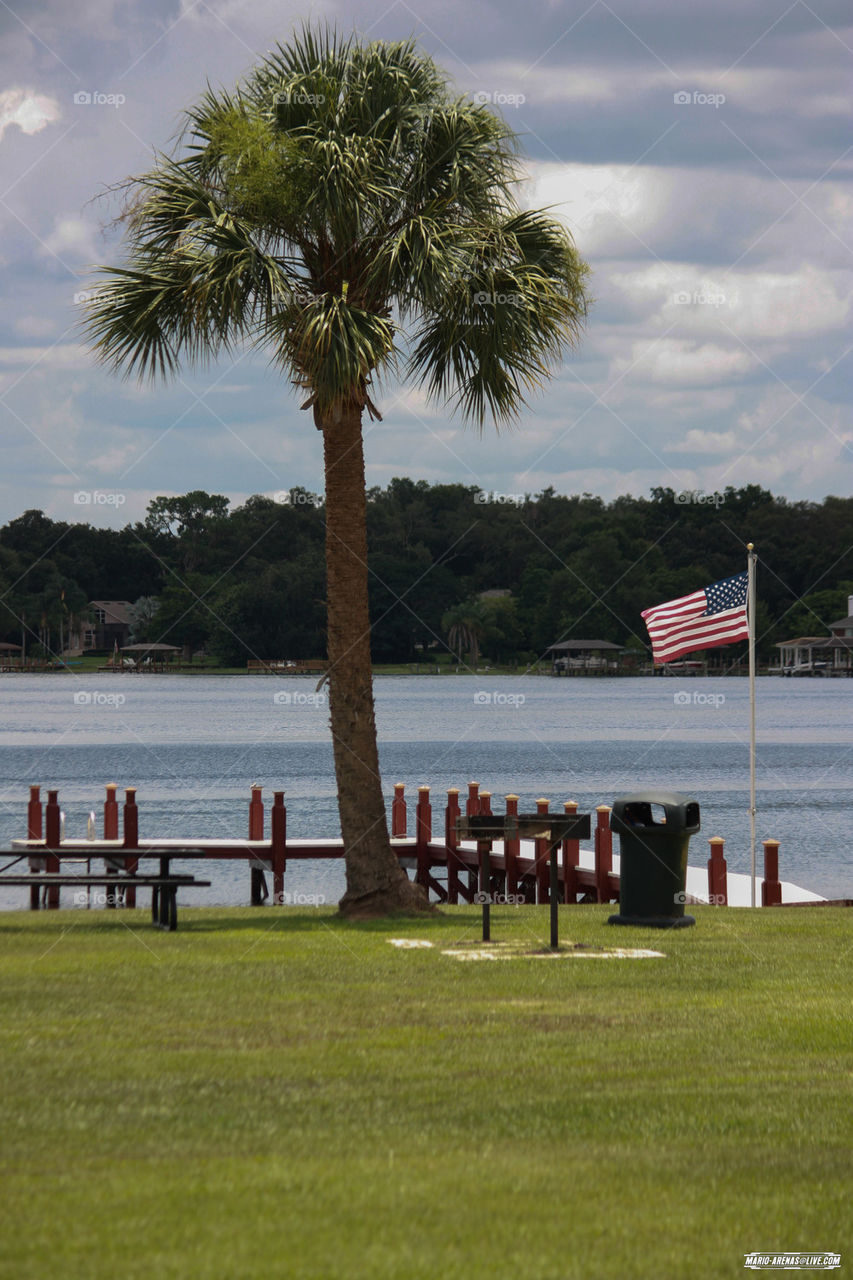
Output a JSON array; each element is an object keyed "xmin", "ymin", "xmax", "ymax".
[{"xmin": 611, "ymin": 792, "xmax": 700, "ymax": 832}]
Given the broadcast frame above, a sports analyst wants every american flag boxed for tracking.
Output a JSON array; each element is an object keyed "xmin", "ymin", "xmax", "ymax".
[{"xmin": 642, "ymin": 572, "xmax": 749, "ymax": 665}]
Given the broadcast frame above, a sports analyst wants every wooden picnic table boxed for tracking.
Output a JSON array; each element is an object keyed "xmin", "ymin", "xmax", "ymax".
[{"xmin": 0, "ymin": 845, "xmax": 212, "ymax": 930}]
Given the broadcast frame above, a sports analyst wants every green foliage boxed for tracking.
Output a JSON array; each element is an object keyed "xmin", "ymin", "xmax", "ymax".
[
  {"xmin": 777, "ymin": 584, "xmax": 853, "ymax": 639},
  {"xmin": 1, "ymin": 484, "xmax": 851, "ymax": 664}
]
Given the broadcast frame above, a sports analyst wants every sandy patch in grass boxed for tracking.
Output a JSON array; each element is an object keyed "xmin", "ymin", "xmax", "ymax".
[{"xmin": 387, "ymin": 938, "xmax": 664, "ymax": 960}]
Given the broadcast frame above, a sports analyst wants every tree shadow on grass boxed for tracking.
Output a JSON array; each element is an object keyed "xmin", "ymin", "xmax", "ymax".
[{"xmin": 0, "ymin": 903, "xmax": 611, "ymax": 937}]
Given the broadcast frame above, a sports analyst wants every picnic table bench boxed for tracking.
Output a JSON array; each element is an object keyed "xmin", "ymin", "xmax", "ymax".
[{"xmin": 0, "ymin": 849, "xmax": 211, "ymax": 930}]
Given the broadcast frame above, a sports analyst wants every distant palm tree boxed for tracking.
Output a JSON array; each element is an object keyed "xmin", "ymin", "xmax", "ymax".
[
  {"xmin": 83, "ymin": 27, "xmax": 590, "ymax": 916},
  {"xmin": 443, "ymin": 601, "xmax": 488, "ymax": 669}
]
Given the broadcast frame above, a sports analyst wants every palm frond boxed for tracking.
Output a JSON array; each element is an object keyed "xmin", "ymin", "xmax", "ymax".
[
  {"xmin": 81, "ymin": 25, "xmax": 590, "ymax": 416},
  {"xmin": 407, "ymin": 213, "xmax": 590, "ymax": 427},
  {"xmin": 265, "ymin": 295, "xmax": 396, "ymax": 412}
]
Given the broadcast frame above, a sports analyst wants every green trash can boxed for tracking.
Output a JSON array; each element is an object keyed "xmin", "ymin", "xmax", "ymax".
[{"xmin": 608, "ymin": 792, "xmax": 700, "ymax": 928}]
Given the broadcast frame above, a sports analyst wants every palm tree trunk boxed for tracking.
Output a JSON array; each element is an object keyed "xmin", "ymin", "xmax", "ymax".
[{"xmin": 321, "ymin": 401, "xmax": 431, "ymax": 917}]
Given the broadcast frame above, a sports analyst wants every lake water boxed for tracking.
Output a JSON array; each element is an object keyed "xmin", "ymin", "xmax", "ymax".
[{"xmin": 0, "ymin": 673, "xmax": 851, "ymax": 907}]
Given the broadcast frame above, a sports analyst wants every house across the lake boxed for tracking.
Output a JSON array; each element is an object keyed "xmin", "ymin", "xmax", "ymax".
[
  {"xmin": 83, "ymin": 601, "xmax": 134, "ymax": 652},
  {"xmin": 775, "ymin": 596, "xmax": 853, "ymax": 675}
]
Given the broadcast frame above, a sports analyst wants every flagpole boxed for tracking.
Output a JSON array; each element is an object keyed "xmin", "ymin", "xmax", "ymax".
[{"xmin": 747, "ymin": 543, "xmax": 757, "ymax": 907}]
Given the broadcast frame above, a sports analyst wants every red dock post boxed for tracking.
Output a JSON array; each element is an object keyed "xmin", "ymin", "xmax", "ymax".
[
  {"xmin": 28, "ymin": 785, "xmax": 43, "ymax": 839},
  {"xmin": 27, "ymin": 786, "xmax": 42, "ymax": 910},
  {"xmin": 504, "ymin": 795, "xmax": 520, "ymax": 899},
  {"xmin": 595, "ymin": 805, "xmax": 613, "ymax": 904},
  {"xmin": 104, "ymin": 783, "xmax": 119, "ymax": 839},
  {"xmin": 103, "ymin": 783, "xmax": 123, "ymax": 906},
  {"xmin": 44, "ymin": 789, "xmax": 61, "ymax": 909},
  {"xmin": 562, "ymin": 800, "xmax": 579, "ymax": 904},
  {"xmin": 249, "ymin": 785, "xmax": 266, "ymax": 904},
  {"xmin": 249, "ymin": 785, "xmax": 264, "ymax": 840},
  {"xmin": 415, "ymin": 786, "xmax": 431, "ymax": 889},
  {"xmin": 271, "ymin": 791, "xmax": 286, "ymax": 904},
  {"xmin": 391, "ymin": 783, "xmax": 407, "ymax": 838},
  {"xmin": 445, "ymin": 789, "xmax": 461, "ymax": 904},
  {"xmin": 535, "ymin": 798, "xmax": 550, "ymax": 903},
  {"xmin": 122, "ymin": 788, "xmax": 138, "ymax": 847},
  {"xmin": 121, "ymin": 788, "xmax": 138, "ymax": 909},
  {"xmin": 762, "ymin": 838, "xmax": 782, "ymax": 907},
  {"xmin": 707, "ymin": 836, "xmax": 728, "ymax": 906}
]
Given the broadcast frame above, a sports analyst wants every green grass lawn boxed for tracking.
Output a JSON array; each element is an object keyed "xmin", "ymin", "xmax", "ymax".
[{"xmin": 0, "ymin": 904, "xmax": 850, "ymax": 1279}]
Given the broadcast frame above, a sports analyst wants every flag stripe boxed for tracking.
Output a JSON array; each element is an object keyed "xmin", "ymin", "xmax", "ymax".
[{"xmin": 642, "ymin": 573, "xmax": 749, "ymax": 665}]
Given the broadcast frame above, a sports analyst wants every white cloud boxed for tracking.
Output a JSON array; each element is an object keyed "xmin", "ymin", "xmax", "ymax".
[
  {"xmin": 611, "ymin": 264, "xmax": 852, "ymax": 342},
  {"xmin": 667, "ymin": 429, "xmax": 738, "ymax": 454},
  {"xmin": 0, "ymin": 344, "xmax": 89, "ymax": 370},
  {"xmin": 612, "ymin": 339, "xmax": 754, "ymax": 387},
  {"xmin": 521, "ymin": 161, "xmax": 853, "ymax": 271},
  {"xmin": 42, "ymin": 217, "xmax": 101, "ymax": 263},
  {"xmin": 0, "ymin": 89, "xmax": 61, "ymax": 142}
]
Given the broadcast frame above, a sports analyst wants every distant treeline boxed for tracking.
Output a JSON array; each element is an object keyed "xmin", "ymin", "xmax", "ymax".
[{"xmin": 1, "ymin": 482, "xmax": 851, "ymax": 665}]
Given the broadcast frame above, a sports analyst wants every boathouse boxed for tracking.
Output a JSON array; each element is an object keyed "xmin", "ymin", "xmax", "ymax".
[
  {"xmin": 547, "ymin": 639, "xmax": 625, "ymax": 675},
  {"xmin": 776, "ymin": 597, "xmax": 853, "ymax": 675}
]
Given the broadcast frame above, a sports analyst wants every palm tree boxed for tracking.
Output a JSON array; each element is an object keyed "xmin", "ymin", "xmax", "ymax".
[
  {"xmin": 443, "ymin": 600, "xmax": 488, "ymax": 670},
  {"xmin": 83, "ymin": 27, "xmax": 590, "ymax": 917}
]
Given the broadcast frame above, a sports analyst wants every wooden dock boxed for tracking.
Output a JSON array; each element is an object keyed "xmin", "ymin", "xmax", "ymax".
[{"xmin": 0, "ymin": 782, "xmax": 813, "ymax": 913}]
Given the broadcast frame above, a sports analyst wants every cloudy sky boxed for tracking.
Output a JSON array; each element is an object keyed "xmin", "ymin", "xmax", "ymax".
[{"xmin": 1, "ymin": 0, "xmax": 850, "ymax": 527}]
